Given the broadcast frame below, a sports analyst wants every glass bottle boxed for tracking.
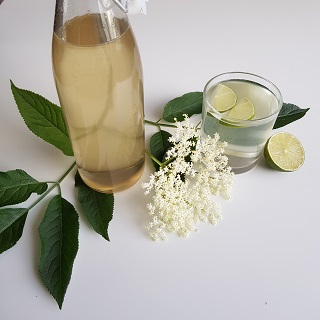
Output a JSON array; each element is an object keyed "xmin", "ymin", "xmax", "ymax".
[{"xmin": 52, "ymin": 0, "xmax": 145, "ymax": 193}]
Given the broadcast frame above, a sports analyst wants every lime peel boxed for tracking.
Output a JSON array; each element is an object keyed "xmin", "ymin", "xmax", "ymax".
[
  {"xmin": 227, "ymin": 97, "xmax": 255, "ymax": 120},
  {"xmin": 210, "ymin": 84, "xmax": 237, "ymax": 112},
  {"xmin": 264, "ymin": 132, "xmax": 305, "ymax": 172}
]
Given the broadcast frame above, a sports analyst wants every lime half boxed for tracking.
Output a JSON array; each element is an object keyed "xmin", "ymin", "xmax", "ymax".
[
  {"xmin": 211, "ymin": 84, "xmax": 237, "ymax": 112},
  {"xmin": 264, "ymin": 132, "xmax": 305, "ymax": 172},
  {"xmin": 227, "ymin": 97, "xmax": 255, "ymax": 120}
]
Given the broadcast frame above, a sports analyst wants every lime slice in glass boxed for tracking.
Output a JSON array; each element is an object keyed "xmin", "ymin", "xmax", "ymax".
[
  {"xmin": 264, "ymin": 132, "xmax": 305, "ymax": 171},
  {"xmin": 211, "ymin": 84, "xmax": 237, "ymax": 112},
  {"xmin": 227, "ymin": 97, "xmax": 255, "ymax": 120}
]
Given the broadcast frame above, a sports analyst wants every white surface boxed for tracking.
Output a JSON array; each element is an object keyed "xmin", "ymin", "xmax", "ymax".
[{"xmin": 0, "ymin": 0, "xmax": 319, "ymax": 319}]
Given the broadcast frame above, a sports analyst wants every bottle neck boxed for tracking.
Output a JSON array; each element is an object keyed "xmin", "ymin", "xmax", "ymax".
[
  {"xmin": 54, "ymin": 0, "xmax": 130, "ymax": 44},
  {"xmin": 54, "ymin": 0, "xmax": 128, "ymax": 28},
  {"xmin": 112, "ymin": 0, "xmax": 129, "ymax": 13}
]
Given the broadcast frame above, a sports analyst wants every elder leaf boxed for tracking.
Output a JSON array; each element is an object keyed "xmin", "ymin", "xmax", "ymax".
[
  {"xmin": 273, "ymin": 102, "xmax": 310, "ymax": 129},
  {"xmin": 75, "ymin": 172, "xmax": 114, "ymax": 241},
  {"xmin": 38, "ymin": 195, "xmax": 79, "ymax": 309},
  {"xmin": 0, "ymin": 169, "xmax": 47, "ymax": 207},
  {"xmin": 0, "ymin": 207, "xmax": 28, "ymax": 253},
  {"xmin": 163, "ymin": 92, "xmax": 203, "ymax": 122},
  {"xmin": 10, "ymin": 81, "xmax": 73, "ymax": 156},
  {"xmin": 149, "ymin": 130, "xmax": 173, "ymax": 170}
]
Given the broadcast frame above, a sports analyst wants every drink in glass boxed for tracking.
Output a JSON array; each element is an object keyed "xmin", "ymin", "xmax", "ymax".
[{"xmin": 201, "ymin": 72, "xmax": 283, "ymax": 173}]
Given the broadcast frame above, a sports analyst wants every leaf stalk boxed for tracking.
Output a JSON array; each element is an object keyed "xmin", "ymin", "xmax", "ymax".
[
  {"xmin": 27, "ymin": 162, "xmax": 76, "ymax": 211},
  {"xmin": 145, "ymin": 119, "xmax": 177, "ymax": 128}
]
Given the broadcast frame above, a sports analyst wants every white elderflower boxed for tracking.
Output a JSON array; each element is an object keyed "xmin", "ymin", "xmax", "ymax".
[{"xmin": 142, "ymin": 116, "xmax": 234, "ymax": 241}]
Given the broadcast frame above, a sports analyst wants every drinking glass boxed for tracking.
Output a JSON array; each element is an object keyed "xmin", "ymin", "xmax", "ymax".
[{"xmin": 201, "ymin": 72, "xmax": 283, "ymax": 173}]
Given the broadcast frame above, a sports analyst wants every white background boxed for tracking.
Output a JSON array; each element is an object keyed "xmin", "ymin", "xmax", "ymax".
[{"xmin": 0, "ymin": 0, "xmax": 319, "ymax": 319}]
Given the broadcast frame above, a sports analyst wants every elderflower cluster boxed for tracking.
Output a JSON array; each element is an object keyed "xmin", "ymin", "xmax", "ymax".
[{"xmin": 142, "ymin": 116, "xmax": 234, "ymax": 241}]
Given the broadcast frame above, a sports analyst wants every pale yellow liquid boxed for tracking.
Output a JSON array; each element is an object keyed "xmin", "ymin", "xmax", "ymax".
[
  {"xmin": 52, "ymin": 13, "xmax": 145, "ymax": 193},
  {"xmin": 202, "ymin": 80, "xmax": 280, "ymax": 173}
]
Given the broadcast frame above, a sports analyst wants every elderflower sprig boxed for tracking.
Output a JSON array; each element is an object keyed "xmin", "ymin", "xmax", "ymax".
[{"xmin": 142, "ymin": 115, "xmax": 234, "ymax": 241}]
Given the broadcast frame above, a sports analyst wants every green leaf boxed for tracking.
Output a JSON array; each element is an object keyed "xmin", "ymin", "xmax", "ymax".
[
  {"xmin": 273, "ymin": 102, "xmax": 310, "ymax": 129},
  {"xmin": 149, "ymin": 130, "xmax": 173, "ymax": 170},
  {"xmin": 0, "ymin": 169, "xmax": 47, "ymax": 207},
  {"xmin": 38, "ymin": 195, "xmax": 79, "ymax": 309},
  {"xmin": 75, "ymin": 172, "xmax": 114, "ymax": 241},
  {"xmin": 163, "ymin": 92, "xmax": 203, "ymax": 122},
  {"xmin": 10, "ymin": 81, "xmax": 73, "ymax": 156},
  {"xmin": 0, "ymin": 207, "xmax": 28, "ymax": 253}
]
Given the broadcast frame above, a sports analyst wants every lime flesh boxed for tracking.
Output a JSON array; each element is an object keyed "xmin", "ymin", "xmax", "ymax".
[
  {"xmin": 227, "ymin": 97, "xmax": 255, "ymax": 120},
  {"xmin": 211, "ymin": 84, "xmax": 237, "ymax": 112},
  {"xmin": 264, "ymin": 132, "xmax": 305, "ymax": 172}
]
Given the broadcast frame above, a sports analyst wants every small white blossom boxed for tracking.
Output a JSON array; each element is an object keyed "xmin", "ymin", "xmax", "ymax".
[{"xmin": 142, "ymin": 116, "xmax": 234, "ymax": 241}]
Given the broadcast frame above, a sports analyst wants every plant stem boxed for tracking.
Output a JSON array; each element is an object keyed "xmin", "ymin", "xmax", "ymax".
[
  {"xmin": 161, "ymin": 157, "xmax": 174, "ymax": 167},
  {"xmin": 145, "ymin": 149, "xmax": 176, "ymax": 169},
  {"xmin": 145, "ymin": 119, "xmax": 177, "ymax": 128},
  {"xmin": 145, "ymin": 149, "xmax": 163, "ymax": 167},
  {"xmin": 27, "ymin": 161, "xmax": 77, "ymax": 211}
]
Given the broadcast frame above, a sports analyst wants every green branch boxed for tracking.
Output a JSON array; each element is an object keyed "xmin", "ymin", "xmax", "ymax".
[
  {"xmin": 145, "ymin": 119, "xmax": 177, "ymax": 128},
  {"xmin": 145, "ymin": 149, "xmax": 163, "ymax": 167},
  {"xmin": 27, "ymin": 162, "xmax": 76, "ymax": 211}
]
